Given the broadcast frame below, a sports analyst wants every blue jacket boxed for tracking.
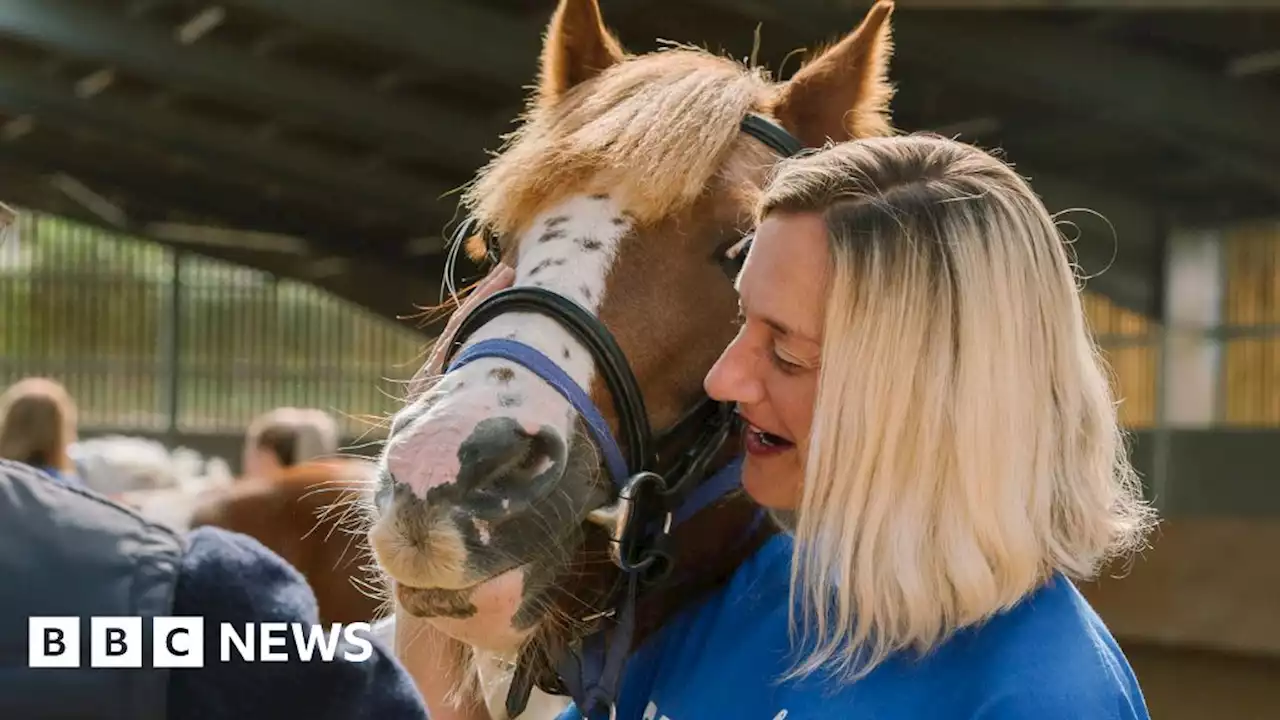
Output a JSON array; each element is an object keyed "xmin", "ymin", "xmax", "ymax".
[{"xmin": 0, "ymin": 459, "xmax": 427, "ymax": 720}]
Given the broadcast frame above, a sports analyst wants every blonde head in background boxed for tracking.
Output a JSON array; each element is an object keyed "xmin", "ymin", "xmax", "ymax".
[
  {"xmin": 0, "ymin": 377, "xmax": 79, "ymax": 474},
  {"xmin": 242, "ymin": 407, "xmax": 339, "ymax": 479}
]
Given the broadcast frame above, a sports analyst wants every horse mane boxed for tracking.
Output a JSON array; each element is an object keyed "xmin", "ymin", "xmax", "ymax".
[{"xmin": 464, "ymin": 47, "xmax": 777, "ymax": 239}]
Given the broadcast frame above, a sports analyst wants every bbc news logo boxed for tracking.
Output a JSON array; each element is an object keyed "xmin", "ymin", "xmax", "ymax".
[{"xmin": 29, "ymin": 617, "xmax": 374, "ymax": 668}]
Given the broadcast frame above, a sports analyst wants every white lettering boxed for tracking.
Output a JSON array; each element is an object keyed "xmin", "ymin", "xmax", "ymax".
[
  {"xmin": 292, "ymin": 623, "xmax": 342, "ymax": 662},
  {"xmin": 220, "ymin": 623, "xmax": 254, "ymax": 661},
  {"xmin": 30, "ymin": 617, "xmax": 376, "ymax": 666},
  {"xmin": 260, "ymin": 622, "xmax": 288, "ymax": 661},
  {"xmin": 641, "ymin": 699, "xmax": 788, "ymax": 720},
  {"xmin": 341, "ymin": 622, "xmax": 374, "ymax": 663}
]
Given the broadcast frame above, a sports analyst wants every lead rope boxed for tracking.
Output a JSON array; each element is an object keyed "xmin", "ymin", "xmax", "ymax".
[
  {"xmin": 582, "ymin": 570, "xmax": 641, "ymax": 720},
  {"xmin": 548, "ymin": 499, "xmax": 769, "ymax": 720}
]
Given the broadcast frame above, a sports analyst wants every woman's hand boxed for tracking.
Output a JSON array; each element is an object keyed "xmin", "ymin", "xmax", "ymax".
[{"xmin": 395, "ymin": 262, "xmax": 514, "ymax": 719}]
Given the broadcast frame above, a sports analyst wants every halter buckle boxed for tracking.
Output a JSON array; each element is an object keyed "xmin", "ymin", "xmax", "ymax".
[{"xmin": 610, "ymin": 471, "xmax": 670, "ymax": 573}]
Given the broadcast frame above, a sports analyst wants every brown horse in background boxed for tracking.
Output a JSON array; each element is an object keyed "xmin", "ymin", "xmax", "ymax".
[{"xmin": 190, "ymin": 457, "xmax": 382, "ymax": 625}]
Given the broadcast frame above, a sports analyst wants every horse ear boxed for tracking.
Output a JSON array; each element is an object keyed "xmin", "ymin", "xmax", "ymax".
[
  {"xmin": 538, "ymin": 0, "xmax": 626, "ymax": 103},
  {"xmin": 773, "ymin": 0, "xmax": 896, "ymax": 146}
]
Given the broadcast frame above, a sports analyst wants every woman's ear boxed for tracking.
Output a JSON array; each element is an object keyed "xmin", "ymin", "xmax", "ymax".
[{"xmin": 773, "ymin": 0, "xmax": 896, "ymax": 147}]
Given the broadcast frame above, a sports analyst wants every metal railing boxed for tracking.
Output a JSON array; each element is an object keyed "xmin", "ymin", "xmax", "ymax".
[{"xmin": 0, "ymin": 211, "xmax": 427, "ymax": 440}]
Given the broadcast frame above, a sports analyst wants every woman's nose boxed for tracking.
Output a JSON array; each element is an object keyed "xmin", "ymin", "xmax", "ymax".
[{"xmin": 704, "ymin": 336, "xmax": 764, "ymax": 406}]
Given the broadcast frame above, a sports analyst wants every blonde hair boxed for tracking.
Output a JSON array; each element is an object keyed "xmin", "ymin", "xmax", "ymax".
[
  {"xmin": 0, "ymin": 377, "xmax": 78, "ymax": 472},
  {"xmin": 244, "ymin": 407, "xmax": 339, "ymax": 469},
  {"xmin": 756, "ymin": 134, "xmax": 1156, "ymax": 683}
]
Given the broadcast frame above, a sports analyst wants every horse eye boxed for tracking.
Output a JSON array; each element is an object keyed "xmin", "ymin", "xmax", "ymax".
[
  {"xmin": 719, "ymin": 254, "xmax": 746, "ymax": 281},
  {"xmin": 717, "ymin": 233, "xmax": 753, "ymax": 280},
  {"xmin": 484, "ymin": 228, "xmax": 503, "ymax": 262}
]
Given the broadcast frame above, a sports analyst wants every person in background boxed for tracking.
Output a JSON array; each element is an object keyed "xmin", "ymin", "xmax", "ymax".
[
  {"xmin": 0, "ymin": 377, "xmax": 81, "ymax": 485},
  {"xmin": 241, "ymin": 407, "xmax": 339, "ymax": 480}
]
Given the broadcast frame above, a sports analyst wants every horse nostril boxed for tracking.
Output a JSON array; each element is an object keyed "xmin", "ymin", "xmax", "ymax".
[{"xmin": 457, "ymin": 417, "xmax": 566, "ymax": 506}]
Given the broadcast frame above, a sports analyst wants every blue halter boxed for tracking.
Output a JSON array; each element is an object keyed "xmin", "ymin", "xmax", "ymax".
[{"xmin": 448, "ymin": 338, "xmax": 631, "ymax": 485}]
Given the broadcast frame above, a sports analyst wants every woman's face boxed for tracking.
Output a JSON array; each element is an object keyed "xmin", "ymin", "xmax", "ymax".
[{"xmin": 704, "ymin": 211, "xmax": 828, "ymax": 510}]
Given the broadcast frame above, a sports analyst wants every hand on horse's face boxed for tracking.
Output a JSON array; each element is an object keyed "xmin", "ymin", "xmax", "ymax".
[{"xmin": 705, "ymin": 212, "xmax": 828, "ymax": 511}]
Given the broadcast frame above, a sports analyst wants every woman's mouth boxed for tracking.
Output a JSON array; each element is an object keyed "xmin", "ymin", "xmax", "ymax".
[{"xmin": 743, "ymin": 422, "xmax": 795, "ymax": 457}]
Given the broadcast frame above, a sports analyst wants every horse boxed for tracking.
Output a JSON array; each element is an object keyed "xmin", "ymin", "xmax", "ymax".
[
  {"xmin": 189, "ymin": 456, "xmax": 386, "ymax": 626},
  {"xmin": 366, "ymin": 0, "xmax": 897, "ymax": 717}
]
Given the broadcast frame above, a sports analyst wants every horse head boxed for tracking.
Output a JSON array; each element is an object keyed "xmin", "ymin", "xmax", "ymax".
[{"xmin": 368, "ymin": 0, "xmax": 897, "ymax": 712}]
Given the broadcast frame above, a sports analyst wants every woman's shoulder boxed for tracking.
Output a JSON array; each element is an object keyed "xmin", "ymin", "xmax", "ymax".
[
  {"xmin": 622, "ymin": 558, "xmax": 1149, "ymax": 720},
  {"xmin": 760, "ymin": 573, "xmax": 1148, "ymax": 719},
  {"xmin": 930, "ymin": 572, "xmax": 1150, "ymax": 718}
]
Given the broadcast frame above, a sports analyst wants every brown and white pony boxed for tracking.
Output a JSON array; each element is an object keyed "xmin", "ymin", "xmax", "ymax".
[{"xmin": 367, "ymin": 0, "xmax": 897, "ymax": 715}]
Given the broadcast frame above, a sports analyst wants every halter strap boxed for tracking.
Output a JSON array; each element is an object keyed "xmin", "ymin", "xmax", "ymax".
[
  {"xmin": 444, "ymin": 286, "xmax": 652, "ymax": 476},
  {"xmin": 740, "ymin": 114, "xmax": 806, "ymax": 158},
  {"xmin": 447, "ymin": 338, "xmax": 631, "ymax": 486}
]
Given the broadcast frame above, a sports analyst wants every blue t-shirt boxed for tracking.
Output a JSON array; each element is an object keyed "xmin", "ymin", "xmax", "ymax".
[{"xmin": 558, "ymin": 533, "xmax": 1148, "ymax": 720}]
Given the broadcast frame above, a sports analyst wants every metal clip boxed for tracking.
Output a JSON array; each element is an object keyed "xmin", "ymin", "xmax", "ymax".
[{"xmin": 612, "ymin": 471, "xmax": 667, "ymax": 572}]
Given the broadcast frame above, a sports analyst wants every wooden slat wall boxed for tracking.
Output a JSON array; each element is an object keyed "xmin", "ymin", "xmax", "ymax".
[
  {"xmin": 1223, "ymin": 221, "xmax": 1280, "ymax": 427},
  {"xmin": 1083, "ymin": 291, "xmax": 1158, "ymax": 428}
]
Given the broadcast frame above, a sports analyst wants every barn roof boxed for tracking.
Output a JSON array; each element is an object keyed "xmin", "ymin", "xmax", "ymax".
[{"xmin": 0, "ymin": 0, "xmax": 1276, "ymax": 327}]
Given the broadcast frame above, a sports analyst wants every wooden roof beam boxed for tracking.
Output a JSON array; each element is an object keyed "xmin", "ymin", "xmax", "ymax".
[
  {"xmin": 0, "ymin": 0, "xmax": 506, "ymax": 170},
  {"xmin": 718, "ymin": 3, "xmax": 1280, "ymax": 186},
  {"xmin": 0, "ymin": 54, "xmax": 456, "ymax": 228},
  {"xmin": 222, "ymin": 0, "xmax": 541, "ymax": 89},
  {"xmin": 0, "ymin": 140, "xmax": 414, "ymax": 248}
]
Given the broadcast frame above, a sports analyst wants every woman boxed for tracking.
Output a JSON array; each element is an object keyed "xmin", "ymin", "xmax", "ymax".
[
  {"xmin": 0, "ymin": 376, "xmax": 82, "ymax": 484},
  {"xmin": 403, "ymin": 134, "xmax": 1155, "ymax": 719}
]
